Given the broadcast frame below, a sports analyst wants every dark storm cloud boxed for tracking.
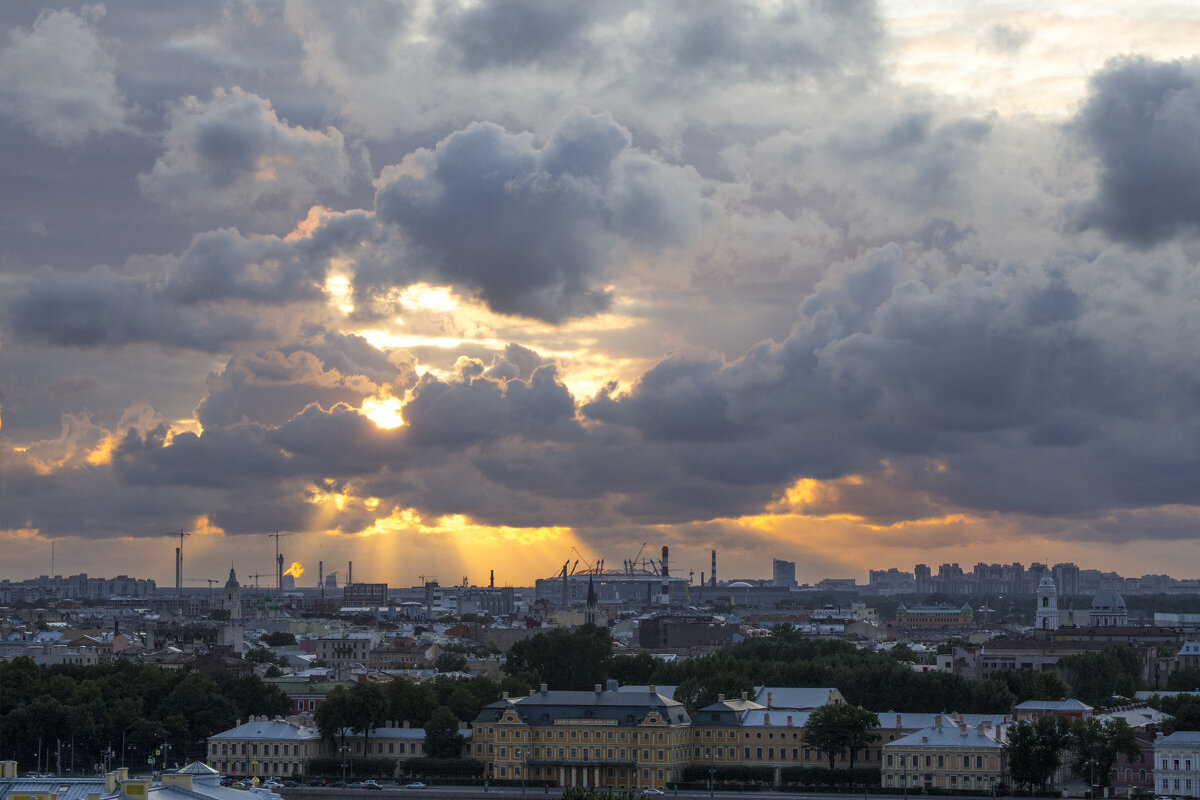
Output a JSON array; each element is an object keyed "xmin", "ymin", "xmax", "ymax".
[
  {"xmin": 5, "ymin": 267, "xmax": 262, "ymax": 351},
  {"xmin": 373, "ymin": 113, "xmax": 707, "ymax": 322},
  {"xmin": 194, "ymin": 347, "xmax": 401, "ymax": 429},
  {"xmin": 3, "ymin": 215, "xmax": 379, "ymax": 351},
  {"xmin": 434, "ymin": 0, "xmax": 602, "ymax": 71},
  {"xmin": 1074, "ymin": 56, "xmax": 1200, "ymax": 245}
]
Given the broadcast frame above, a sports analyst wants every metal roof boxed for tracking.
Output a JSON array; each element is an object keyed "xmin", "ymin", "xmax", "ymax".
[
  {"xmin": 754, "ymin": 687, "xmax": 841, "ymax": 710},
  {"xmin": 477, "ymin": 689, "xmax": 690, "ymax": 726},
  {"xmin": 0, "ymin": 779, "xmax": 113, "ymax": 800},
  {"xmin": 885, "ymin": 724, "xmax": 1004, "ymax": 750},
  {"xmin": 209, "ymin": 720, "xmax": 320, "ymax": 740}
]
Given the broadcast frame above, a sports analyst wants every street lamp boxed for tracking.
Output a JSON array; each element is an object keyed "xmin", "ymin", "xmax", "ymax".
[
  {"xmin": 522, "ymin": 746, "xmax": 530, "ymax": 794},
  {"xmin": 902, "ymin": 754, "xmax": 908, "ymax": 800},
  {"xmin": 339, "ymin": 745, "xmax": 351, "ymax": 783}
]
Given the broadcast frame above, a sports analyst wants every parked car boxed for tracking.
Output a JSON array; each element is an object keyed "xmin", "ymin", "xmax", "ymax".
[
  {"xmin": 306, "ymin": 778, "xmax": 327, "ymax": 787},
  {"xmin": 362, "ymin": 781, "xmax": 383, "ymax": 790}
]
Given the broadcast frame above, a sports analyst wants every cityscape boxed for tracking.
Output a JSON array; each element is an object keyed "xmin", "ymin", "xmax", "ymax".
[{"xmin": 4, "ymin": 1, "xmax": 1200, "ymax": 800}]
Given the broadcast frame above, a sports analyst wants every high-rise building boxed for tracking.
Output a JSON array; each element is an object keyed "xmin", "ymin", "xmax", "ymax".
[{"xmin": 772, "ymin": 559, "xmax": 796, "ymax": 587}]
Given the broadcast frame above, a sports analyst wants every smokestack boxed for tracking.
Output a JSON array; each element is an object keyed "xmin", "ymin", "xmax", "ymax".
[
  {"xmin": 348, "ymin": 561, "xmax": 352, "ymax": 586},
  {"xmin": 319, "ymin": 561, "xmax": 324, "ymax": 594},
  {"xmin": 711, "ymin": 550, "xmax": 717, "ymax": 588},
  {"xmin": 660, "ymin": 546, "xmax": 670, "ymax": 607},
  {"xmin": 277, "ymin": 553, "xmax": 284, "ymax": 592},
  {"xmin": 490, "ymin": 569, "xmax": 494, "ymax": 588}
]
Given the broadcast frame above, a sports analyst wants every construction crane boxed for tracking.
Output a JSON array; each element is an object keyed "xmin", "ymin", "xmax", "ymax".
[
  {"xmin": 185, "ymin": 578, "xmax": 219, "ymax": 597},
  {"xmin": 248, "ymin": 573, "xmax": 269, "ymax": 590},
  {"xmin": 628, "ymin": 542, "xmax": 647, "ymax": 574},
  {"xmin": 166, "ymin": 529, "xmax": 190, "ymax": 595},
  {"xmin": 571, "ymin": 546, "xmax": 595, "ymax": 573}
]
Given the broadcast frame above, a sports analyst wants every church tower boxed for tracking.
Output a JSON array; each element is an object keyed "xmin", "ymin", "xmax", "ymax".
[
  {"xmin": 1036, "ymin": 575, "xmax": 1059, "ymax": 630},
  {"xmin": 585, "ymin": 575, "xmax": 598, "ymax": 626},
  {"xmin": 223, "ymin": 567, "xmax": 243, "ymax": 621}
]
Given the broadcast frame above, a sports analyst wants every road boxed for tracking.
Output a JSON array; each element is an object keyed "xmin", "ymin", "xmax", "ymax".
[{"xmin": 280, "ymin": 788, "xmax": 1013, "ymax": 800}]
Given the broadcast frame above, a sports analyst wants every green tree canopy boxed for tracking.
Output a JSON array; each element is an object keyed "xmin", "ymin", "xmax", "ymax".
[
  {"xmin": 802, "ymin": 703, "xmax": 881, "ymax": 772},
  {"xmin": 504, "ymin": 624, "xmax": 612, "ymax": 690},
  {"xmin": 1005, "ymin": 715, "xmax": 1070, "ymax": 792},
  {"xmin": 1069, "ymin": 717, "xmax": 1141, "ymax": 789}
]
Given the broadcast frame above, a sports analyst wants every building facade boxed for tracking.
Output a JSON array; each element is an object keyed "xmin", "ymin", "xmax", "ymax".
[
  {"xmin": 880, "ymin": 719, "xmax": 1007, "ymax": 792},
  {"xmin": 1155, "ymin": 731, "xmax": 1200, "ymax": 798},
  {"xmin": 472, "ymin": 685, "xmax": 691, "ymax": 790}
]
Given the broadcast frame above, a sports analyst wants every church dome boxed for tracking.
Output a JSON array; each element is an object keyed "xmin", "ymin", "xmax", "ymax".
[
  {"xmin": 1091, "ymin": 589, "xmax": 1125, "ymax": 611},
  {"xmin": 1038, "ymin": 575, "xmax": 1056, "ymax": 591}
]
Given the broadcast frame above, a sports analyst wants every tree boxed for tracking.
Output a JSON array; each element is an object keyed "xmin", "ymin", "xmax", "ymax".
[
  {"xmin": 803, "ymin": 704, "xmax": 881, "ymax": 773},
  {"xmin": 989, "ymin": 668, "xmax": 1071, "ymax": 703},
  {"xmin": 1069, "ymin": 717, "xmax": 1141, "ymax": 790},
  {"xmin": 424, "ymin": 705, "xmax": 463, "ymax": 759},
  {"xmin": 504, "ymin": 625, "xmax": 611, "ymax": 690},
  {"xmin": 347, "ymin": 683, "xmax": 387, "ymax": 755},
  {"xmin": 1058, "ymin": 649, "xmax": 1144, "ymax": 707},
  {"xmin": 435, "ymin": 652, "xmax": 468, "ymax": 673},
  {"xmin": 1005, "ymin": 716, "xmax": 1070, "ymax": 792},
  {"xmin": 263, "ymin": 631, "xmax": 297, "ymax": 647},
  {"xmin": 316, "ymin": 686, "xmax": 354, "ymax": 751}
]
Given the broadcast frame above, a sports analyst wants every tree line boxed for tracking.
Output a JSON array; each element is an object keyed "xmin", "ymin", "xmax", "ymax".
[{"xmin": 0, "ymin": 658, "xmax": 289, "ymax": 772}]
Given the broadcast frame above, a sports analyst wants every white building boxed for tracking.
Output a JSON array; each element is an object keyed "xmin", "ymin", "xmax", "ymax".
[
  {"xmin": 1036, "ymin": 575, "xmax": 1059, "ymax": 630},
  {"xmin": 1155, "ymin": 731, "xmax": 1200, "ymax": 798}
]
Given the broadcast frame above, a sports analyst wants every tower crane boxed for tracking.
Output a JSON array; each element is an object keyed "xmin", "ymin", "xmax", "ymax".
[
  {"xmin": 248, "ymin": 573, "xmax": 269, "ymax": 590},
  {"xmin": 184, "ymin": 578, "xmax": 219, "ymax": 597}
]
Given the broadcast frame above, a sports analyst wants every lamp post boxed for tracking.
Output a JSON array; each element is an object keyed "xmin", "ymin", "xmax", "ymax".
[
  {"xmin": 339, "ymin": 745, "xmax": 351, "ymax": 783},
  {"xmin": 522, "ymin": 746, "xmax": 530, "ymax": 794},
  {"xmin": 902, "ymin": 754, "xmax": 908, "ymax": 800}
]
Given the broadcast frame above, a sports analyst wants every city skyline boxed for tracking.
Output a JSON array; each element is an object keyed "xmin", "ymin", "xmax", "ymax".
[{"xmin": 4, "ymin": 3, "xmax": 1200, "ymax": 585}]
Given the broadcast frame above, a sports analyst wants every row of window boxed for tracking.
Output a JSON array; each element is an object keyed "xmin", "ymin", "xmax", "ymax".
[
  {"xmin": 212, "ymin": 743, "xmax": 306, "ymax": 757},
  {"xmin": 478, "ymin": 744, "xmax": 682, "ymax": 762},
  {"xmin": 490, "ymin": 728, "xmax": 674, "ymax": 742},
  {"xmin": 887, "ymin": 754, "xmax": 993, "ymax": 770},
  {"xmin": 1161, "ymin": 778, "xmax": 1195, "ymax": 793},
  {"xmin": 1163, "ymin": 758, "xmax": 1195, "ymax": 771}
]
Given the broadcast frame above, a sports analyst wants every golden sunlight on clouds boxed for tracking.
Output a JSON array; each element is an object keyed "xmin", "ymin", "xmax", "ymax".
[{"xmin": 360, "ymin": 393, "xmax": 405, "ymax": 428}]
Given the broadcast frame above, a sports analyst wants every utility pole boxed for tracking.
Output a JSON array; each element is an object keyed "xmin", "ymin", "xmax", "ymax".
[
  {"xmin": 166, "ymin": 530, "xmax": 190, "ymax": 595},
  {"xmin": 268, "ymin": 531, "xmax": 294, "ymax": 591}
]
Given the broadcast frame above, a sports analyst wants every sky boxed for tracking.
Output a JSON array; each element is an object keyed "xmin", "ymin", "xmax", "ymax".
[{"xmin": 3, "ymin": 1, "xmax": 1200, "ymax": 590}]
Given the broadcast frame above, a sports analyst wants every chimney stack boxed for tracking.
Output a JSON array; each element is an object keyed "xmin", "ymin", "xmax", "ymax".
[
  {"xmin": 711, "ymin": 550, "xmax": 717, "ymax": 588},
  {"xmin": 660, "ymin": 546, "xmax": 670, "ymax": 607}
]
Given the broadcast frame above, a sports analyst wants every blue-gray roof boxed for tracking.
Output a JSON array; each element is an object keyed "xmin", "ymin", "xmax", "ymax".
[
  {"xmin": 477, "ymin": 689, "xmax": 690, "ymax": 726},
  {"xmin": 209, "ymin": 719, "xmax": 320, "ymax": 740}
]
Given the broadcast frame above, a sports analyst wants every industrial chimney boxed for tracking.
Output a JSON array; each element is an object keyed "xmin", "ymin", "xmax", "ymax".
[
  {"xmin": 711, "ymin": 550, "xmax": 717, "ymax": 588},
  {"xmin": 319, "ymin": 561, "xmax": 324, "ymax": 597},
  {"xmin": 660, "ymin": 546, "xmax": 670, "ymax": 607}
]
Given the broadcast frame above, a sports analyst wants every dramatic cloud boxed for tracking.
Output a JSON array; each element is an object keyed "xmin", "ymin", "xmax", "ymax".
[
  {"xmin": 6, "ymin": 4, "xmax": 1200, "ymax": 583},
  {"xmin": 0, "ymin": 6, "xmax": 131, "ymax": 144},
  {"xmin": 138, "ymin": 87, "xmax": 356, "ymax": 225},
  {"xmin": 1074, "ymin": 56, "xmax": 1200, "ymax": 245},
  {"xmin": 373, "ymin": 113, "xmax": 708, "ymax": 321}
]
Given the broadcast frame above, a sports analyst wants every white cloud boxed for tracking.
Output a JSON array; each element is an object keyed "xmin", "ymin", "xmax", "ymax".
[{"xmin": 0, "ymin": 6, "xmax": 132, "ymax": 144}]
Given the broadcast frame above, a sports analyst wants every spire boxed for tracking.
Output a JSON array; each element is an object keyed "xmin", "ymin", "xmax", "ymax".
[
  {"xmin": 226, "ymin": 567, "xmax": 240, "ymax": 590},
  {"xmin": 585, "ymin": 575, "xmax": 597, "ymax": 625}
]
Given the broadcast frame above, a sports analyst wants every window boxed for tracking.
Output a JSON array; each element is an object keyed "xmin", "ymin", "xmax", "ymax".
[
  {"xmin": 744, "ymin": 748, "xmax": 751, "ymax": 759},
  {"xmin": 756, "ymin": 748, "xmax": 763, "ymax": 760},
  {"xmin": 887, "ymin": 755, "xmax": 894, "ymax": 767}
]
